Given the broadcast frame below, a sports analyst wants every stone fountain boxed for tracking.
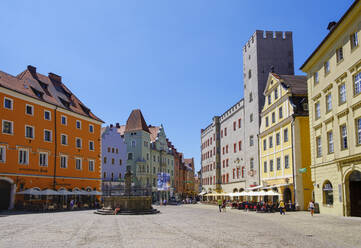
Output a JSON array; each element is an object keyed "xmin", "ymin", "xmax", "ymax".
[{"xmin": 95, "ymin": 169, "xmax": 159, "ymax": 215}]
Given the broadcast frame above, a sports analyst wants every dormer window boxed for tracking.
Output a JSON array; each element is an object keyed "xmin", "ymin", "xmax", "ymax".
[
  {"xmin": 31, "ymin": 87, "xmax": 44, "ymax": 99},
  {"xmin": 59, "ymin": 97, "xmax": 70, "ymax": 108}
]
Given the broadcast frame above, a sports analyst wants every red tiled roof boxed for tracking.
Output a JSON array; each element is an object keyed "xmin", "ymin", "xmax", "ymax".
[
  {"xmin": 271, "ymin": 73, "xmax": 307, "ymax": 95},
  {"xmin": 149, "ymin": 126, "xmax": 160, "ymax": 142},
  {"xmin": 0, "ymin": 66, "xmax": 103, "ymax": 122},
  {"xmin": 125, "ymin": 109, "xmax": 150, "ymax": 133}
]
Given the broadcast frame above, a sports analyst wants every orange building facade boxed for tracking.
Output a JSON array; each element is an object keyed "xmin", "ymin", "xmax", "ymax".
[{"xmin": 0, "ymin": 66, "xmax": 103, "ymax": 209}]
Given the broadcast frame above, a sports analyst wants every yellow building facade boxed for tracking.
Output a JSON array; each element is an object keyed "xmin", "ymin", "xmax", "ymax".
[
  {"xmin": 259, "ymin": 73, "xmax": 313, "ymax": 210},
  {"xmin": 301, "ymin": 0, "xmax": 361, "ymax": 216}
]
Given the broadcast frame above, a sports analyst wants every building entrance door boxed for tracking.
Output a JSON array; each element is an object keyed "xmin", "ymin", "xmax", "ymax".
[
  {"xmin": 349, "ymin": 171, "xmax": 361, "ymax": 217},
  {"xmin": 283, "ymin": 188, "xmax": 292, "ymax": 203},
  {"xmin": 0, "ymin": 180, "xmax": 11, "ymax": 210}
]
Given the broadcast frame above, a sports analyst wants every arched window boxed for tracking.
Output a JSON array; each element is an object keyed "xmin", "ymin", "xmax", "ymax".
[{"xmin": 323, "ymin": 181, "xmax": 333, "ymax": 205}]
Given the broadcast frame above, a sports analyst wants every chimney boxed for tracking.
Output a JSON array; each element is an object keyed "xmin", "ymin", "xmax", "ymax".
[
  {"xmin": 327, "ymin": 21, "xmax": 337, "ymax": 31},
  {"xmin": 27, "ymin": 65, "xmax": 37, "ymax": 74},
  {"xmin": 48, "ymin": 72, "xmax": 62, "ymax": 82},
  {"xmin": 116, "ymin": 123, "xmax": 120, "ymax": 128}
]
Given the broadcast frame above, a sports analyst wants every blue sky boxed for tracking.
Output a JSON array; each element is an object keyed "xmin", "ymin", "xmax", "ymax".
[{"xmin": 0, "ymin": 0, "xmax": 354, "ymax": 171}]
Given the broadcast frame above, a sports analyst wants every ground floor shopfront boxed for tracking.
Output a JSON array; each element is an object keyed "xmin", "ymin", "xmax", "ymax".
[
  {"xmin": 0, "ymin": 174, "xmax": 101, "ymax": 210},
  {"xmin": 312, "ymin": 158, "xmax": 361, "ymax": 217}
]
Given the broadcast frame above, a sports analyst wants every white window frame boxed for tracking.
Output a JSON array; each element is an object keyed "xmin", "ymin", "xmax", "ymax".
[
  {"xmin": 76, "ymin": 138, "xmax": 82, "ymax": 149},
  {"xmin": 18, "ymin": 148, "xmax": 29, "ymax": 165},
  {"xmin": 2, "ymin": 120, "xmax": 13, "ymax": 135},
  {"xmin": 75, "ymin": 158, "xmax": 82, "ymax": 170},
  {"xmin": 326, "ymin": 94, "xmax": 332, "ymax": 112},
  {"xmin": 324, "ymin": 61, "xmax": 330, "ymax": 74},
  {"xmin": 44, "ymin": 110, "xmax": 51, "ymax": 120},
  {"xmin": 0, "ymin": 146, "xmax": 6, "ymax": 163},
  {"xmin": 339, "ymin": 83, "xmax": 346, "ymax": 105},
  {"xmin": 25, "ymin": 104, "xmax": 34, "ymax": 116},
  {"xmin": 314, "ymin": 72, "xmax": 319, "ymax": 85},
  {"xmin": 340, "ymin": 125, "xmax": 348, "ymax": 150},
  {"xmin": 264, "ymin": 161, "xmax": 267, "ymax": 173},
  {"xmin": 39, "ymin": 152, "xmax": 48, "ymax": 167},
  {"xmin": 276, "ymin": 132, "xmax": 280, "ymax": 146},
  {"xmin": 274, "ymin": 87, "xmax": 278, "ymax": 99},
  {"xmin": 89, "ymin": 124, "xmax": 94, "ymax": 133},
  {"xmin": 88, "ymin": 159, "xmax": 95, "ymax": 172},
  {"xmin": 44, "ymin": 129, "xmax": 52, "ymax": 142},
  {"xmin": 336, "ymin": 47, "xmax": 343, "ymax": 62},
  {"xmin": 284, "ymin": 155, "xmax": 289, "ymax": 169},
  {"xmin": 76, "ymin": 120, "xmax": 81, "ymax": 129},
  {"xmin": 25, "ymin": 125, "xmax": 35, "ymax": 139},
  {"xmin": 89, "ymin": 140, "xmax": 94, "ymax": 151},
  {"xmin": 4, "ymin": 97, "xmax": 13, "ymax": 110},
  {"xmin": 270, "ymin": 160, "xmax": 274, "ymax": 172},
  {"xmin": 316, "ymin": 136, "xmax": 322, "ymax": 158},
  {"xmin": 61, "ymin": 134, "xmax": 68, "ymax": 145},
  {"xmin": 357, "ymin": 118, "xmax": 361, "ymax": 145},
  {"xmin": 351, "ymin": 32, "xmax": 358, "ymax": 49},
  {"xmin": 276, "ymin": 157, "xmax": 281, "ymax": 170},
  {"xmin": 284, "ymin": 128, "xmax": 289, "ymax": 142},
  {"xmin": 60, "ymin": 155, "xmax": 68, "ymax": 168},
  {"xmin": 61, "ymin": 115, "xmax": 67, "ymax": 125},
  {"xmin": 279, "ymin": 107, "xmax": 283, "ymax": 119},
  {"xmin": 354, "ymin": 71, "xmax": 361, "ymax": 95},
  {"xmin": 315, "ymin": 102, "xmax": 321, "ymax": 119},
  {"xmin": 328, "ymin": 131, "xmax": 334, "ymax": 154}
]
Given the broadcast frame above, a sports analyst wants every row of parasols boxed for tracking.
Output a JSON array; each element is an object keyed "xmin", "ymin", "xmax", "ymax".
[
  {"xmin": 200, "ymin": 190, "xmax": 280, "ymax": 197},
  {"xmin": 17, "ymin": 188, "xmax": 102, "ymax": 196}
]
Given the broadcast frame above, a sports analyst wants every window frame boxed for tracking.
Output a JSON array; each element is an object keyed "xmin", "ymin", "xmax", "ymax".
[
  {"xmin": 89, "ymin": 140, "xmax": 94, "ymax": 151},
  {"xmin": 61, "ymin": 115, "xmax": 67, "ymax": 125},
  {"xmin": 314, "ymin": 72, "xmax": 319, "ymax": 85},
  {"xmin": 18, "ymin": 148, "xmax": 29, "ymax": 165},
  {"xmin": 354, "ymin": 71, "xmax": 361, "ymax": 96},
  {"xmin": 276, "ymin": 157, "xmax": 281, "ymax": 170},
  {"xmin": 44, "ymin": 110, "xmax": 51, "ymax": 121},
  {"xmin": 75, "ymin": 157, "xmax": 82, "ymax": 170},
  {"xmin": 89, "ymin": 124, "xmax": 94, "ymax": 133},
  {"xmin": 315, "ymin": 101, "xmax": 321, "ymax": 120},
  {"xmin": 316, "ymin": 136, "xmax": 322, "ymax": 157},
  {"xmin": 339, "ymin": 83, "xmax": 346, "ymax": 105},
  {"xmin": 61, "ymin": 134, "xmax": 68, "ymax": 145},
  {"xmin": 2, "ymin": 120, "xmax": 14, "ymax": 135},
  {"xmin": 326, "ymin": 93, "xmax": 332, "ymax": 113},
  {"xmin": 44, "ymin": 129, "xmax": 52, "ymax": 142},
  {"xmin": 0, "ymin": 145, "xmax": 6, "ymax": 163},
  {"xmin": 25, "ymin": 104, "xmax": 34, "ymax": 116},
  {"xmin": 336, "ymin": 47, "xmax": 344, "ymax": 63},
  {"xmin": 75, "ymin": 137, "xmax": 82, "ymax": 149},
  {"xmin": 324, "ymin": 61, "xmax": 330, "ymax": 75},
  {"xmin": 3, "ymin": 97, "xmax": 13, "ymax": 110},
  {"xmin": 25, "ymin": 125, "xmax": 35, "ymax": 139},
  {"xmin": 39, "ymin": 152, "xmax": 48, "ymax": 167},
  {"xmin": 76, "ymin": 120, "xmax": 82, "ymax": 129},
  {"xmin": 60, "ymin": 155, "xmax": 68, "ymax": 168},
  {"xmin": 350, "ymin": 32, "xmax": 358, "ymax": 50},
  {"xmin": 340, "ymin": 125, "xmax": 348, "ymax": 150},
  {"xmin": 284, "ymin": 155, "xmax": 289, "ymax": 169},
  {"xmin": 88, "ymin": 159, "xmax": 95, "ymax": 172},
  {"xmin": 327, "ymin": 131, "xmax": 334, "ymax": 154}
]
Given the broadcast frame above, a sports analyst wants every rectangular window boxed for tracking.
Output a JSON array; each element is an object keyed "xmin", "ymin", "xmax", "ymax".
[
  {"xmin": 44, "ymin": 110, "xmax": 51, "ymax": 120},
  {"xmin": 75, "ymin": 158, "xmax": 82, "ymax": 170},
  {"xmin": 238, "ymin": 141, "xmax": 242, "ymax": 151},
  {"xmin": 128, "ymin": 153, "xmax": 133, "ymax": 160},
  {"xmin": 226, "ymin": 159, "xmax": 229, "ymax": 167},
  {"xmin": 328, "ymin": 132, "xmax": 334, "ymax": 154},
  {"xmin": 88, "ymin": 160, "xmax": 94, "ymax": 171},
  {"xmin": 279, "ymin": 107, "xmax": 283, "ymax": 119},
  {"xmin": 18, "ymin": 149, "xmax": 28, "ymax": 165},
  {"xmin": 226, "ymin": 145, "xmax": 228, "ymax": 153},
  {"xmin": 112, "ymin": 158, "xmax": 115, "ymax": 164},
  {"xmin": 39, "ymin": 152, "xmax": 48, "ymax": 167},
  {"xmin": 0, "ymin": 146, "xmax": 6, "ymax": 162},
  {"xmin": 276, "ymin": 157, "xmax": 281, "ymax": 170},
  {"xmin": 274, "ymin": 87, "xmax": 278, "ymax": 99},
  {"xmin": 103, "ymin": 157, "xmax": 107, "ymax": 164},
  {"xmin": 315, "ymin": 102, "xmax": 321, "ymax": 119},
  {"xmin": 61, "ymin": 116, "xmax": 67, "ymax": 125},
  {"xmin": 357, "ymin": 118, "xmax": 361, "ymax": 145},
  {"xmin": 336, "ymin": 47, "xmax": 343, "ymax": 62},
  {"xmin": 2, "ymin": 120, "xmax": 13, "ymax": 134},
  {"xmin": 76, "ymin": 120, "xmax": 81, "ymax": 129},
  {"xmin": 264, "ymin": 161, "xmax": 267, "ymax": 173},
  {"xmin": 324, "ymin": 61, "xmax": 330, "ymax": 74},
  {"xmin": 268, "ymin": 95, "xmax": 271, "ymax": 105},
  {"xmin": 340, "ymin": 125, "xmax": 348, "ymax": 150},
  {"xmin": 354, "ymin": 71, "xmax": 361, "ymax": 95},
  {"xmin": 314, "ymin": 72, "xmax": 319, "ymax": 85},
  {"xmin": 326, "ymin": 94, "xmax": 332, "ymax": 112},
  {"xmin": 316, "ymin": 136, "xmax": 322, "ymax": 157},
  {"xmin": 89, "ymin": 124, "xmax": 94, "ymax": 133},
  {"xmin": 61, "ymin": 134, "xmax": 68, "ymax": 145},
  {"xmin": 25, "ymin": 125, "xmax": 34, "ymax": 139},
  {"xmin": 250, "ymin": 114, "xmax": 253, "ymax": 122},
  {"xmin": 339, "ymin": 83, "xmax": 346, "ymax": 105},
  {"xmin": 250, "ymin": 158, "xmax": 254, "ymax": 170},
  {"xmin": 25, "ymin": 104, "xmax": 33, "ymax": 115},
  {"xmin": 272, "ymin": 112, "xmax": 275, "ymax": 123},
  {"xmin": 250, "ymin": 135, "xmax": 254, "ymax": 146},
  {"xmin": 44, "ymin": 130, "xmax": 52, "ymax": 142},
  {"xmin": 276, "ymin": 132, "xmax": 280, "ymax": 146},
  {"xmin": 60, "ymin": 155, "xmax": 68, "ymax": 168},
  {"xmin": 224, "ymin": 128, "xmax": 227, "ymax": 136},
  {"xmin": 234, "ymin": 143, "xmax": 236, "ymax": 153},
  {"xmin": 351, "ymin": 32, "xmax": 359, "ymax": 49},
  {"xmin": 284, "ymin": 155, "xmax": 289, "ymax": 169},
  {"xmin": 89, "ymin": 141, "xmax": 94, "ymax": 151},
  {"xmin": 284, "ymin": 128, "xmax": 289, "ymax": 142},
  {"xmin": 76, "ymin": 138, "xmax": 82, "ymax": 148},
  {"xmin": 238, "ymin": 118, "xmax": 241, "ymax": 128},
  {"xmin": 4, "ymin": 97, "xmax": 13, "ymax": 110},
  {"xmin": 263, "ymin": 139, "xmax": 267, "ymax": 151},
  {"xmin": 269, "ymin": 136, "xmax": 273, "ymax": 148},
  {"xmin": 265, "ymin": 117, "xmax": 269, "ymax": 127},
  {"xmin": 233, "ymin": 121, "xmax": 236, "ymax": 131},
  {"xmin": 270, "ymin": 160, "xmax": 274, "ymax": 172}
]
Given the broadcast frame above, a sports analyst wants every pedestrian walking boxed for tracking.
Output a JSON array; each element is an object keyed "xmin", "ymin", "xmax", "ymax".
[
  {"xmin": 218, "ymin": 199, "xmax": 222, "ymax": 212},
  {"xmin": 308, "ymin": 200, "xmax": 315, "ymax": 216},
  {"xmin": 278, "ymin": 200, "xmax": 285, "ymax": 215},
  {"xmin": 70, "ymin": 199, "xmax": 74, "ymax": 210},
  {"xmin": 222, "ymin": 199, "xmax": 227, "ymax": 212}
]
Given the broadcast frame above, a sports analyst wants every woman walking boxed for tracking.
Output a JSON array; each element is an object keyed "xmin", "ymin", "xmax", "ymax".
[
  {"xmin": 309, "ymin": 200, "xmax": 315, "ymax": 216},
  {"xmin": 278, "ymin": 200, "xmax": 285, "ymax": 215}
]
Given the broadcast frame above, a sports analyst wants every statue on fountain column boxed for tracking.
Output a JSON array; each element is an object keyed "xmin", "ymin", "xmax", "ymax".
[{"xmin": 125, "ymin": 168, "xmax": 132, "ymax": 196}]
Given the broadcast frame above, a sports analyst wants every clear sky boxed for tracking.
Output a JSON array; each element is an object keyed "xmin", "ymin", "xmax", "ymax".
[{"xmin": 0, "ymin": 0, "xmax": 354, "ymax": 171}]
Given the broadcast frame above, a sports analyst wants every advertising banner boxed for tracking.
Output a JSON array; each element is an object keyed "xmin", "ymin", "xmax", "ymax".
[{"xmin": 157, "ymin": 173, "xmax": 170, "ymax": 191}]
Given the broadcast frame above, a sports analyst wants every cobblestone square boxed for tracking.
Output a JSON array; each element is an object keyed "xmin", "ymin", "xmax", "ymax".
[{"xmin": 1, "ymin": 204, "xmax": 361, "ymax": 248}]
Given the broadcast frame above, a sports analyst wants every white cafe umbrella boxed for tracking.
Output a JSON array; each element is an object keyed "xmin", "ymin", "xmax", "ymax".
[
  {"xmin": 90, "ymin": 191, "xmax": 102, "ymax": 196},
  {"xmin": 17, "ymin": 188, "xmax": 41, "ymax": 195},
  {"xmin": 40, "ymin": 189, "xmax": 59, "ymax": 195},
  {"xmin": 58, "ymin": 189, "xmax": 73, "ymax": 195}
]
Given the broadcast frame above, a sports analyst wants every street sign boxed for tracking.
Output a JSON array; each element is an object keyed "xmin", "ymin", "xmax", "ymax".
[{"xmin": 299, "ymin": 168, "xmax": 307, "ymax": 173}]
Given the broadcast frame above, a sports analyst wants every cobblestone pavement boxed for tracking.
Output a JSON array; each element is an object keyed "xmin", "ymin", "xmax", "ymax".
[{"xmin": 1, "ymin": 204, "xmax": 361, "ymax": 248}]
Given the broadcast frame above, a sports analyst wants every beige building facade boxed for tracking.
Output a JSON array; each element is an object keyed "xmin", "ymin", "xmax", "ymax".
[{"xmin": 301, "ymin": 0, "xmax": 361, "ymax": 216}]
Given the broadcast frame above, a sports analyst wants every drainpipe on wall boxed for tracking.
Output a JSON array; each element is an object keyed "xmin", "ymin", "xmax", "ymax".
[
  {"xmin": 53, "ymin": 107, "xmax": 58, "ymax": 190},
  {"xmin": 291, "ymin": 115, "xmax": 298, "ymax": 209}
]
